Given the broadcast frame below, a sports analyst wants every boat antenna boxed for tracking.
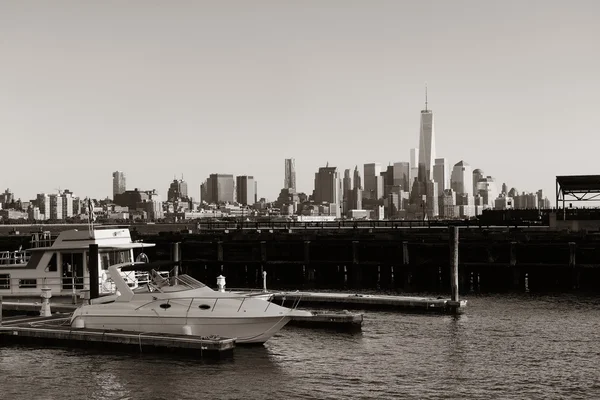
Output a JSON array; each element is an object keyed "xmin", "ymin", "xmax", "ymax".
[
  {"xmin": 87, "ymin": 198, "xmax": 96, "ymax": 236},
  {"xmin": 425, "ymin": 83, "xmax": 428, "ymax": 111}
]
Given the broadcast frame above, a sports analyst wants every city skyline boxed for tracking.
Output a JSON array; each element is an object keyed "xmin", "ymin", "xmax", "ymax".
[{"xmin": 2, "ymin": 1, "xmax": 599, "ymax": 202}]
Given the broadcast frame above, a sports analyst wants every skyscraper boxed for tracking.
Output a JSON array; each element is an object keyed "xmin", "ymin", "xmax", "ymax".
[
  {"xmin": 236, "ymin": 176, "xmax": 256, "ymax": 206},
  {"xmin": 472, "ymin": 169, "xmax": 485, "ymax": 197},
  {"xmin": 203, "ymin": 174, "xmax": 235, "ymax": 203},
  {"xmin": 353, "ymin": 166, "xmax": 362, "ymax": 190},
  {"xmin": 363, "ymin": 163, "xmax": 383, "ymax": 200},
  {"xmin": 284, "ymin": 158, "xmax": 296, "ymax": 191},
  {"xmin": 418, "ymin": 89, "xmax": 436, "ymax": 182},
  {"xmin": 167, "ymin": 177, "xmax": 189, "ymax": 202},
  {"xmin": 112, "ymin": 171, "xmax": 126, "ymax": 200},
  {"xmin": 393, "ymin": 162, "xmax": 410, "ymax": 192},
  {"xmin": 450, "ymin": 161, "xmax": 473, "ymax": 196},
  {"xmin": 433, "ymin": 158, "xmax": 449, "ymax": 197},
  {"xmin": 409, "ymin": 148, "xmax": 419, "ymax": 187},
  {"xmin": 313, "ymin": 165, "xmax": 341, "ymax": 217}
]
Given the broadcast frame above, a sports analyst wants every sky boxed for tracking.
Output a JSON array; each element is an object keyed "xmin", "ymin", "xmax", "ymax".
[{"xmin": 1, "ymin": 0, "xmax": 599, "ymax": 204}]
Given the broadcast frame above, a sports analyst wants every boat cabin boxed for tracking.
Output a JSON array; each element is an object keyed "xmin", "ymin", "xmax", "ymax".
[{"xmin": 0, "ymin": 227, "xmax": 154, "ymax": 298}]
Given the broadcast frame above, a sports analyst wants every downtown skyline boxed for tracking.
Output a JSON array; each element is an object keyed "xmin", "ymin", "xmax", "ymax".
[{"xmin": 2, "ymin": 1, "xmax": 599, "ymax": 202}]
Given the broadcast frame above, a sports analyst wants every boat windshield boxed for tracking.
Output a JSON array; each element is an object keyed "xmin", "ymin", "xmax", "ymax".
[{"xmin": 135, "ymin": 270, "xmax": 207, "ymax": 293}]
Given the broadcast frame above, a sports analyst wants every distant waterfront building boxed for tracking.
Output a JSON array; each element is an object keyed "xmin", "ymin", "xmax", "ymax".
[
  {"xmin": 433, "ymin": 158, "xmax": 449, "ymax": 197},
  {"xmin": 342, "ymin": 169, "xmax": 352, "ymax": 214},
  {"xmin": 61, "ymin": 190, "xmax": 74, "ymax": 219},
  {"xmin": 477, "ymin": 176, "xmax": 498, "ymax": 208},
  {"xmin": 284, "ymin": 158, "xmax": 296, "ymax": 191},
  {"xmin": 363, "ymin": 163, "xmax": 383, "ymax": 200},
  {"xmin": 494, "ymin": 195, "xmax": 514, "ymax": 210},
  {"xmin": 426, "ymin": 180, "xmax": 439, "ymax": 218},
  {"xmin": 418, "ymin": 92, "xmax": 436, "ymax": 182},
  {"xmin": 112, "ymin": 171, "xmax": 126, "ymax": 200},
  {"xmin": 236, "ymin": 176, "xmax": 256, "ymax": 206},
  {"xmin": 451, "ymin": 161, "xmax": 473, "ymax": 197}
]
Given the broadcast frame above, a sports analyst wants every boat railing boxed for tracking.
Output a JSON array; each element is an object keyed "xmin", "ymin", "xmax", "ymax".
[
  {"xmin": 0, "ymin": 250, "xmax": 31, "ymax": 266},
  {"xmin": 0, "ymin": 275, "xmax": 90, "ymax": 294},
  {"xmin": 133, "ymin": 293, "xmax": 301, "ymax": 317},
  {"xmin": 29, "ymin": 231, "xmax": 54, "ymax": 248}
]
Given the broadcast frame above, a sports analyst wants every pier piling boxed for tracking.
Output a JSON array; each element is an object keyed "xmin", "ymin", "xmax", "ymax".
[
  {"xmin": 89, "ymin": 244, "xmax": 99, "ymax": 300},
  {"xmin": 171, "ymin": 242, "xmax": 181, "ymax": 277},
  {"xmin": 450, "ymin": 227, "xmax": 460, "ymax": 303},
  {"xmin": 0, "ymin": 296, "xmax": 3, "ymax": 325}
]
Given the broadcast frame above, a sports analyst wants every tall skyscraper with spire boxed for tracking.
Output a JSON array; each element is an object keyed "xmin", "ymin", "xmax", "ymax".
[
  {"xmin": 284, "ymin": 158, "xmax": 296, "ymax": 191},
  {"xmin": 418, "ymin": 87, "xmax": 436, "ymax": 182}
]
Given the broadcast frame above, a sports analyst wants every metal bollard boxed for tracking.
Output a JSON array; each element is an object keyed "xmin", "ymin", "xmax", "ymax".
[
  {"xmin": 262, "ymin": 271, "xmax": 267, "ymax": 293},
  {"xmin": 40, "ymin": 287, "xmax": 52, "ymax": 317},
  {"xmin": 216, "ymin": 275, "xmax": 226, "ymax": 293}
]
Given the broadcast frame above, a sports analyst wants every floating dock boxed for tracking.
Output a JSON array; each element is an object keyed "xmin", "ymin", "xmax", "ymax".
[
  {"xmin": 272, "ymin": 292, "xmax": 466, "ymax": 313},
  {"xmin": 0, "ymin": 314, "xmax": 235, "ymax": 357}
]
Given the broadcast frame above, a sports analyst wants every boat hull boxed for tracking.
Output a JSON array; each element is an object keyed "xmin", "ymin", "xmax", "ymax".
[{"xmin": 71, "ymin": 313, "xmax": 291, "ymax": 344}]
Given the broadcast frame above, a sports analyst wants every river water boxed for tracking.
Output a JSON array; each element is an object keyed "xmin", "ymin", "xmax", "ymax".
[{"xmin": 1, "ymin": 294, "xmax": 599, "ymax": 400}]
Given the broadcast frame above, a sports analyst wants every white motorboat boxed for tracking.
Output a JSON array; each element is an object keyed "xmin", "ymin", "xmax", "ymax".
[{"xmin": 69, "ymin": 262, "xmax": 312, "ymax": 344}]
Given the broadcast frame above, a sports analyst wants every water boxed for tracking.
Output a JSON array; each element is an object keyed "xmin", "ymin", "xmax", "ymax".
[{"xmin": 1, "ymin": 294, "xmax": 599, "ymax": 400}]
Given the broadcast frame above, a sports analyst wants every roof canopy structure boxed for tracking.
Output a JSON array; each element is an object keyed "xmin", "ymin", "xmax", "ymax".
[{"xmin": 556, "ymin": 175, "xmax": 600, "ymax": 207}]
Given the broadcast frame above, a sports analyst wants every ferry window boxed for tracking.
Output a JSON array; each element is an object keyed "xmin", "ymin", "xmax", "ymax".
[
  {"xmin": 46, "ymin": 253, "xmax": 57, "ymax": 272},
  {"xmin": 0, "ymin": 274, "xmax": 9, "ymax": 289},
  {"xmin": 18, "ymin": 279, "xmax": 37, "ymax": 288}
]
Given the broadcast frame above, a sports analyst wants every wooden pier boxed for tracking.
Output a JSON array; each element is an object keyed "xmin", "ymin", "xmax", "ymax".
[{"xmin": 0, "ymin": 314, "xmax": 235, "ymax": 357}]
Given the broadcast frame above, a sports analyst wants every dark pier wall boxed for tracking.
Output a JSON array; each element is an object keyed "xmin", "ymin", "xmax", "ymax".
[
  {"xmin": 134, "ymin": 228, "xmax": 600, "ymax": 294},
  {"xmin": 2, "ymin": 227, "xmax": 600, "ymax": 293}
]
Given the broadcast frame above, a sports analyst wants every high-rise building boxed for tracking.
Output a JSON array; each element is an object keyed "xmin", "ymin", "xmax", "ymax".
[
  {"xmin": 167, "ymin": 177, "xmax": 189, "ymax": 202},
  {"xmin": 49, "ymin": 194, "xmax": 63, "ymax": 220},
  {"xmin": 393, "ymin": 162, "xmax": 410, "ymax": 192},
  {"xmin": 61, "ymin": 190, "xmax": 74, "ymax": 219},
  {"xmin": 236, "ymin": 176, "xmax": 256, "ymax": 206},
  {"xmin": 382, "ymin": 165, "xmax": 394, "ymax": 197},
  {"xmin": 472, "ymin": 169, "xmax": 485, "ymax": 197},
  {"xmin": 433, "ymin": 158, "xmax": 449, "ymax": 197},
  {"xmin": 313, "ymin": 165, "xmax": 341, "ymax": 217},
  {"xmin": 284, "ymin": 158, "xmax": 296, "ymax": 191},
  {"xmin": 410, "ymin": 148, "xmax": 419, "ymax": 188},
  {"xmin": 363, "ymin": 163, "xmax": 383, "ymax": 200},
  {"xmin": 202, "ymin": 174, "xmax": 235, "ymax": 203},
  {"xmin": 36, "ymin": 193, "xmax": 50, "ymax": 220},
  {"xmin": 418, "ymin": 90, "xmax": 436, "ymax": 182},
  {"xmin": 112, "ymin": 171, "xmax": 126, "ymax": 200},
  {"xmin": 451, "ymin": 161, "xmax": 473, "ymax": 196},
  {"xmin": 343, "ymin": 169, "xmax": 352, "ymax": 196},
  {"xmin": 353, "ymin": 166, "xmax": 362, "ymax": 190}
]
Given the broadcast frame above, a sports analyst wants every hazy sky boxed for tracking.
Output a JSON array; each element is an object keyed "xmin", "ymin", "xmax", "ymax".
[{"xmin": 2, "ymin": 1, "xmax": 599, "ymax": 203}]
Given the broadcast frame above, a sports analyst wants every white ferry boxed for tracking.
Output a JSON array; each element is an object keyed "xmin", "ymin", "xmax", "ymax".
[{"xmin": 0, "ymin": 227, "xmax": 154, "ymax": 299}]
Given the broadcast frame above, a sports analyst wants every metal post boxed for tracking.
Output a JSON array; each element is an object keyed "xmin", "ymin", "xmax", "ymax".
[
  {"xmin": 450, "ymin": 226, "xmax": 460, "ymax": 303},
  {"xmin": 172, "ymin": 242, "xmax": 180, "ymax": 278},
  {"xmin": 0, "ymin": 295, "xmax": 3, "ymax": 326},
  {"xmin": 89, "ymin": 244, "xmax": 99, "ymax": 300},
  {"xmin": 262, "ymin": 271, "xmax": 267, "ymax": 293}
]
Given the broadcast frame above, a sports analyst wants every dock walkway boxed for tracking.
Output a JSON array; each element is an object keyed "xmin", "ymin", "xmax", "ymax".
[{"xmin": 0, "ymin": 314, "xmax": 235, "ymax": 356}]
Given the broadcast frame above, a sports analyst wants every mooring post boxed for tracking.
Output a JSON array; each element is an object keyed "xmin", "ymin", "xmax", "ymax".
[
  {"xmin": 171, "ymin": 242, "xmax": 180, "ymax": 278},
  {"xmin": 0, "ymin": 295, "xmax": 3, "ymax": 325},
  {"xmin": 450, "ymin": 226, "xmax": 460, "ymax": 303},
  {"xmin": 89, "ymin": 244, "xmax": 99, "ymax": 300},
  {"xmin": 262, "ymin": 271, "xmax": 267, "ymax": 293}
]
